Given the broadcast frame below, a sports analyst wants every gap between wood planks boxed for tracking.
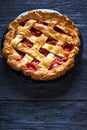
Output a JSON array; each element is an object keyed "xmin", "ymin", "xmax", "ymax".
[{"xmin": 0, "ymin": 99, "xmax": 87, "ymax": 102}]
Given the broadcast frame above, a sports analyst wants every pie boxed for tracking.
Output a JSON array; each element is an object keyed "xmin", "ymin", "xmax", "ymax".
[{"xmin": 2, "ymin": 10, "xmax": 80, "ymax": 80}]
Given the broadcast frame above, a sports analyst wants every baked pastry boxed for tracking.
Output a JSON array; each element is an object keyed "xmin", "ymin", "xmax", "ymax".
[{"xmin": 2, "ymin": 10, "xmax": 80, "ymax": 80}]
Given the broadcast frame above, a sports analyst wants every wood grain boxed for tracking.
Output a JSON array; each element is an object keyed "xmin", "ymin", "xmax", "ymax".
[
  {"xmin": 0, "ymin": 101, "xmax": 87, "ymax": 129},
  {"xmin": 0, "ymin": 0, "xmax": 87, "ymax": 129}
]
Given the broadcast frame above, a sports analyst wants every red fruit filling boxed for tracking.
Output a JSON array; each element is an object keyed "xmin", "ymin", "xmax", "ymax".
[
  {"xmin": 26, "ymin": 59, "xmax": 39, "ymax": 71},
  {"xmin": 31, "ymin": 27, "xmax": 42, "ymax": 37},
  {"xmin": 54, "ymin": 27, "xmax": 66, "ymax": 33},
  {"xmin": 54, "ymin": 27, "xmax": 70, "ymax": 36},
  {"xmin": 16, "ymin": 57, "xmax": 23, "ymax": 61},
  {"xmin": 15, "ymin": 50, "xmax": 25, "ymax": 61},
  {"xmin": 49, "ymin": 62, "xmax": 59, "ymax": 69},
  {"xmin": 39, "ymin": 48, "xmax": 49, "ymax": 56},
  {"xmin": 37, "ymin": 20, "xmax": 48, "ymax": 25},
  {"xmin": 32, "ymin": 59, "xmax": 40, "ymax": 65},
  {"xmin": 46, "ymin": 37, "xmax": 57, "ymax": 45},
  {"xmin": 20, "ymin": 19, "xmax": 29, "ymax": 26},
  {"xmin": 49, "ymin": 56, "xmax": 67, "ymax": 70},
  {"xmin": 62, "ymin": 42, "xmax": 74, "ymax": 52},
  {"xmin": 22, "ymin": 38, "xmax": 33, "ymax": 47},
  {"xmin": 14, "ymin": 32, "xmax": 18, "ymax": 38},
  {"xmin": 26, "ymin": 63, "xmax": 36, "ymax": 71}
]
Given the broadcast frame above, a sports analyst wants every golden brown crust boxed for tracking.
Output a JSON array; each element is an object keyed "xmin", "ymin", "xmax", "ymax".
[{"xmin": 2, "ymin": 10, "xmax": 80, "ymax": 80}]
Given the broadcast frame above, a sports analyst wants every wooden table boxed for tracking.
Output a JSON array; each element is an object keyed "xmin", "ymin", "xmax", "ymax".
[{"xmin": 0, "ymin": 0, "xmax": 87, "ymax": 129}]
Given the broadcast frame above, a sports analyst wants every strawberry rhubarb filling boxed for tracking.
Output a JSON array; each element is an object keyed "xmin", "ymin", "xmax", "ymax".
[
  {"xmin": 22, "ymin": 38, "xmax": 33, "ymax": 47},
  {"xmin": 49, "ymin": 56, "xmax": 68, "ymax": 70},
  {"xmin": 31, "ymin": 27, "xmax": 42, "ymax": 37},
  {"xmin": 62, "ymin": 42, "xmax": 74, "ymax": 52},
  {"xmin": 26, "ymin": 59, "xmax": 39, "ymax": 71}
]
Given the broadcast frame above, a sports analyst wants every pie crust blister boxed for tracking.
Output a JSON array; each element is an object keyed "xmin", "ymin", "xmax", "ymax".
[{"xmin": 2, "ymin": 9, "xmax": 80, "ymax": 80}]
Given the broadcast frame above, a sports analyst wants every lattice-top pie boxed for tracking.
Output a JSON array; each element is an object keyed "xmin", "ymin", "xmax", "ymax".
[{"xmin": 2, "ymin": 10, "xmax": 80, "ymax": 80}]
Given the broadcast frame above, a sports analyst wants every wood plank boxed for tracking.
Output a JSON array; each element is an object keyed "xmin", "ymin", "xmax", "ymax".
[
  {"xmin": 0, "ymin": 101, "xmax": 87, "ymax": 129},
  {"xmin": 0, "ymin": 0, "xmax": 87, "ymax": 129},
  {"xmin": 0, "ymin": 58, "xmax": 87, "ymax": 100}
]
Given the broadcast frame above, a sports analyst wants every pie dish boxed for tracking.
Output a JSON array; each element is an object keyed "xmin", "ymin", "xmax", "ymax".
[{"xmin": 2, "ymin": 9, "xmax": 80, "ymax": 80}]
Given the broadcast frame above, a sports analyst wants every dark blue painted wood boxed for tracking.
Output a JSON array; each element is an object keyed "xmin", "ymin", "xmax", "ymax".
[
  {"xmin": 0, "ymin": 0, "xmax": 87, "ymax": 129},
  {"xmin": 0, "ymin": 101, "xmax": 87, "ymax": 129}
]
